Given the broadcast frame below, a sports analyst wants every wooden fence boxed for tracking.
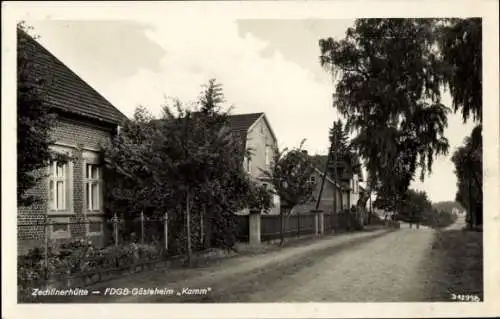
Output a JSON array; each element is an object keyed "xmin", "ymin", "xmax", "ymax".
[
  {"xmin": 235, "ymin": 212, "xmax": 366, "ymax": 243},
  {"xmin": 260, "ymin": 214, "xmax": 316, "ymax": 241}
]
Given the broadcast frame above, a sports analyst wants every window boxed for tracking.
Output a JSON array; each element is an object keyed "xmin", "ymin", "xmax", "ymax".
[
  {"xmin": 246, "ymin": 158, "xmax": 251, "ymax": 173},
  {"xmin": 85, "ymin": 164, "xmax": 102, "ymax": 212},
  {"xmin": 308, "ymin": 175, "xmax": 317, "ymax": 184},
  {"xmin": 49, "ymin": 161, "xmax": 68, "ymax": 211},
  {"xmin": 265, "ymin": 146, "xmax": 270, "ymax": 167}
]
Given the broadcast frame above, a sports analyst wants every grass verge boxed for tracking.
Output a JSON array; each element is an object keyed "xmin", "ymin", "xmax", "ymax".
[{"xmin": 427, "ymin": 229, "xmax": 483, "ymax": 301}]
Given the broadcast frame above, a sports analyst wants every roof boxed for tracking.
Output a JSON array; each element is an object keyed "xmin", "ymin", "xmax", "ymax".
[
  {"xmin": 227, "ymin": 112, "xmax": 263, "ymax": 133},
  {"xmin": 226, "ymin": 112, "xmax": 263, "ymax": 147},
  {"xmin": 314, "ymin": 168, "xmax": 346, "ymax": 191},
  {"xmin": 226, "ymin": 112, "xmax": 278, "ymax": 151},
  {"xmin": 19, "ymin": 30, "xmax": 127, "ymax": 126}
]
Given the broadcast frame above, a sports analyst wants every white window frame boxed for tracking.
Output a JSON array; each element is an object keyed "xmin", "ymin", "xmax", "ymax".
[
  {"xmin": 84, "ymin": 163, "xmax": 102, "ymax": 212},
  {"xmin": 49, "ymin": 161, "xmax": 67, "ymax": 211},
  {"xmin": 47, "ymin": 145, "xmax": 74, "ymax": 216},
  {"xmin": 83, "ymin": 151, "xmax": 104, "ymax": 214}
]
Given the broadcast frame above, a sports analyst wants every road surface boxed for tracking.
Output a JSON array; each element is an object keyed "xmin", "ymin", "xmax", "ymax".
[{"xmin": 67, "ymin": 226, "xmax": 444, "ymax": 303}]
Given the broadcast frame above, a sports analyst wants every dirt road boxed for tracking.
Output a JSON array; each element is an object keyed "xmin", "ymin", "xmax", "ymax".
[{"xmin": 57, "ymin": 226, "xmax": 447, "ymax": 303}]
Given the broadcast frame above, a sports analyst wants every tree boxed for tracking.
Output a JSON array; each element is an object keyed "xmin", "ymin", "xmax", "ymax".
[
  {"xmin": 328, "ymin": 120, "xmax": 362, "ymax": 180},
  {"xmin": 438, "ymin": 18, "xmax": 482, "ymax": 123},
  {"xmin": 17, "ymin": 22, "xmax": 68, "ymax": 206},
  {"xmin": 263, "ymin": 141, "xmax": 316, "ymax": 246},
  {"xmin": 438, "ymin": 18, "xmax": 482, "ymax": 229},
  {"xmin": 398, "ymin": 189, "xmax": 433, "ymax": 227},
  {"xmin": 319, "ymin": 19, "xmax": 450, "ymax": 208},
  {"xmin": 102, "ymin": 79, "xmax": 261, "ymax": 264},
  {"xmin": 451, "ymin": 125, "xmax": 482, "ymax": 228}
]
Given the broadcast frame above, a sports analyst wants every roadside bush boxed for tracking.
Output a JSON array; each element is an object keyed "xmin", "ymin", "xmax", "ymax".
[{"xmin": 18, "ymin": 239, "xmax": 165, "ymax": 302}]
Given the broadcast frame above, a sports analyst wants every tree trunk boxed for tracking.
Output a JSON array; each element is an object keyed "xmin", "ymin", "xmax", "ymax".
[{"xmin": 185, "ymin": 188, "xmax": 192, "ymax": 266}]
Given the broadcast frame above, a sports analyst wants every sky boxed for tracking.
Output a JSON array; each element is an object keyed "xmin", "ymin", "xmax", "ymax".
[{"xmin": 27, "ymin": 18, "xmax": 477, "ymax": 203}]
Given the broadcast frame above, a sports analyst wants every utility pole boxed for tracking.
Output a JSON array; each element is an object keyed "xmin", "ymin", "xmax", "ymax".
[
  {"xmin": 314, "ymin": 63, "xmax": 339, "ymax": 233},
  {"xmin": 314, "ymin": 141, "xmax": 334, "ymax": 229}
]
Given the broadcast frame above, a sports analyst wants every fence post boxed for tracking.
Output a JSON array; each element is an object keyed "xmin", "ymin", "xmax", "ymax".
[
  {"xmin": 249, "ymin": 209, "xmax": 261, "ymax": 245},
  {"xmin": 297, "ymin": 212, "xmax": 301, "ymax": 237},
  {"xmin": 319, "ymin": 211, "xmax": 325, "ymax": 234},
  {"xmin": 313, "ymin": 210, "xmax": 320, "ymax": 236},
  {"xmin": 164, "ymin": 212, "xmax": 168, "ymax": 252},
  {"xmin": 140, "ymin": 211, "xmax": 145, "ymax": 245},
  {"xmin": 112, "ymin": 213, "xmax": 119, "ymax": 246}
]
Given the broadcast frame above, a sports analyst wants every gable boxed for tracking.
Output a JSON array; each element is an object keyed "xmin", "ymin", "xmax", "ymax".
[{"xmin": 248, "ymin": 114, "xmax": 277, "ymax": 146}]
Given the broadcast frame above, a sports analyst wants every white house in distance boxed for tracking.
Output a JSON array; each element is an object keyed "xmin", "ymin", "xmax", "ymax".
[{"xmin": 227, "ymin": 112, "xmax": 281, "ymax": 215}]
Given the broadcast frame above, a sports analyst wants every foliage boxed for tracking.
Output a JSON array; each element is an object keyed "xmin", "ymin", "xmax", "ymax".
[
  {"xmin": 18, "ymin": 239, "xmax": 163, "ymax": 302},
  {"xmin": 432, "ymin": 209, "xmax": 458, "ymax": 228},
  {"xmin": 246, "ymin": 182, "xmax": 274, "ymax": 213},
  {"xmin": 328, "ymin": 119, "xmax": 363, "ymax": 181},
  {"xmin": 17, "ymin": 22, "xmax": 68, "ymax": 206},
  {"xmin": 102, "ymin": 79, "xmax": 257, "ymax": 257},
  {"xmin": 320, "ymin": 19, "xmax": 450, "ymax": 192},
  {"xmin": 263, "ymin": 141, "xmax": 316, "ymax": 244},
  {"xmin": 319, "ymin": 18, "xmax": 474, "ymax": 208},
  {"xmin": 395, "ymin": 189, "xmax": 433, "ymax": 223},
  {"xmin": 263, "ymin": 141, "xmax": 316, "ymax": 211},
  {"xmin": 439, "ymin": 19, "xmax": 482, "ymax": 228},
  {"xmin": 437, "ymin": 18, "xmax": 482, "ymax": 123},
  {"xmin": 451, "ymin": 125, "xmax": 482, "ymax": 227},
  {"xmin": 310, "ymin": 154, "xmax": 328, "ymax": 171},
  {"xmin": 319, "ymin": 18, "xmax": 482, "ymax": 222}
]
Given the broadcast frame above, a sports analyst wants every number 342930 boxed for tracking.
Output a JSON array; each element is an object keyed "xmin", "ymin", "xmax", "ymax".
[{"xmin": 451, "ymin": 293, "xmax": 481, "ymax": 302}]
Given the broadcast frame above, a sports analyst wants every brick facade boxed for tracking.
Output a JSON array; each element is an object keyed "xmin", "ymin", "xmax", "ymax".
[{"xmin": 17, "ymin": 115, "xmax": 115, "ymax": 254}]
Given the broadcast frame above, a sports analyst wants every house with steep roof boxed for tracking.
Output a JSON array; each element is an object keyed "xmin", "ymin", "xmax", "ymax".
[
  {"xmin": 226, "ymin": 112, "xmax": 281, "ymax": 215},
  {"xmin": 292, "ymin": 167, "xmax": 347, "ymax": 215},
  {"xmin": 310, "ymin": 154, "xmax": 363, "ymax": 212},
  {"xmin": 17, "ymin": 30, "xmax": 127, "ymax": 253}
]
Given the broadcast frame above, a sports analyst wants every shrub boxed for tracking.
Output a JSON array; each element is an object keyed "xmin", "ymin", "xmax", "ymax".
[{"xmin": 18, "ymin": 239, "xmax": 165, "ymax": 302}]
